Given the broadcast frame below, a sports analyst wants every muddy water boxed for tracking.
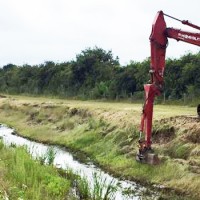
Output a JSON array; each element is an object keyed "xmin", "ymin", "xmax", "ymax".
[{"xmin": 0, "ymin": 125, "xmax": 159, "ymax": 200}]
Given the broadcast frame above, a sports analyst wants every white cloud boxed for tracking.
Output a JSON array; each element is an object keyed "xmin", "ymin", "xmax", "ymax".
[{"xmin": 0, "ymin": 0, "xmax": 199, "ymax": 66}]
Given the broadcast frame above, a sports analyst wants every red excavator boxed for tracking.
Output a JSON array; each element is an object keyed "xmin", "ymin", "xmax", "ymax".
[{"xmin": 136, "ymin": 11, "xmax": 200, "ymax": 164}]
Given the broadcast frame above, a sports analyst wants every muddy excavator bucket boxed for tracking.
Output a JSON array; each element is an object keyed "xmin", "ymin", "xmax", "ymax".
[
  {"xmin": 136, "ymin": 141, "xmax": 160, "ymax": 165},
  {"xmin": 136, "ymin": 151, "xmax": 160, "ymax": 165}
]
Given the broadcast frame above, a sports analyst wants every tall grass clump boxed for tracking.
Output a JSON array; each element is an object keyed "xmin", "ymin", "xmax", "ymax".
[
  {"xmin": 36, "ymin": 146, "xmax": 56, "ymax": 165},
  {"xmin": 59, "ymin": 118, "xmax": 75, "ymax": 131},
  {"xmin": 46, "ymin": 146, "xmax": 56, "ymax": 165},
  {"xmin": 74, "ymin": 172, "xmax": 117, "ymax": 200},
  {"xmin": 92, "ymin": 172, "xmax": 117, "ymax": 200},
  {"xmin": 88, "ymin": 117, "xmax": 108, "ymax": 131},
  {"xmin": 75, "ymin": 175, "xmax": 91, "ymax": 199}
]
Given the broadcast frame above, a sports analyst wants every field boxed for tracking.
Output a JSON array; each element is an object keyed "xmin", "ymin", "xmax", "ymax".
[
  {"xmin": 0, "ymin": 95, "xmax": 199, "ymax": 199},
  {"xmin": 2, "ymin": 95, "xmax": 195, "ymax": 126}
]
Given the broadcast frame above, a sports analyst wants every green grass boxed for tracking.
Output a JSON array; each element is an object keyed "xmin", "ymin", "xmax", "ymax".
[
  {"xmin": 0, "ymin": 95, "xmax": 199, "ymax": 199},
  {"xmin": 0, "ymin": 142, "xmax": 71, "ymax": 200},
  {"xmin": 0, "ymin": 141, "xmax": 119, "ymax": 200}
]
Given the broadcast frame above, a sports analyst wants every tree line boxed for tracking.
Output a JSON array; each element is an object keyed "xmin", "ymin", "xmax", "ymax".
[{"xmin": 0, "ymin": 47, "xmax": 200, "ymax": 101}]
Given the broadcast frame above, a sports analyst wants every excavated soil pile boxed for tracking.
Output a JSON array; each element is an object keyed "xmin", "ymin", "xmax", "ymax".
[{"xmin": 158, "ymin": 116, "xmax": 200, "ymax": 143}]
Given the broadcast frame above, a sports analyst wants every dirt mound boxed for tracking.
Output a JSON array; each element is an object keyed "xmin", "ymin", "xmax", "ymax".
[
  {"xmin": 152, "ymin": 116, "xmax": 200, "ymax": 144},
  {"xmin": 153, "ymin": 126, "xmax": 175, "ymax": 144},
  {"xmin": 159, "ymin": 115, "xmax": 200, "ymax": 126},
  {"xmin": 158, "ymin": 116, "xmax": 200, "ymax": 143}
]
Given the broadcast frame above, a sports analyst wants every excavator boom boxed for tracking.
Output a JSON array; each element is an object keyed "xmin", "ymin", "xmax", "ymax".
[{"xmin": 137, "ymin": 11, "xmax": 200, "ymax": 164}]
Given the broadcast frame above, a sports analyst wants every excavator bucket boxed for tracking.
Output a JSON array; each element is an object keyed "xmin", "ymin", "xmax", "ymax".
[
  {"xmin": 136, "ymin": 141, "xmax": 160, "ymax": 165},
  {"xmin": 136, "ymin": 152, "xmax": 160, "ymax": 165}
]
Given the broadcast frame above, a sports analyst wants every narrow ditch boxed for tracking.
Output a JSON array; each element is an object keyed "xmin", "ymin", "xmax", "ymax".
[{"xmin": 0, "ymin": 125, "xmax": 162, "ymax": 200}]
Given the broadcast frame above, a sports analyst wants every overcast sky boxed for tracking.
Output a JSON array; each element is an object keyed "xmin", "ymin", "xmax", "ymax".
[{"xmin": 0, "ymin": 0, "xmax": 200, "ymax": 66}]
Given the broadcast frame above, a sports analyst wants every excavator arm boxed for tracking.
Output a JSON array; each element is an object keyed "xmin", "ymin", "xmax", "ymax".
[
  {"xmin": 137, "ymin": 11, "xmax": 200, "ymax": 163},
  {"xmin": 166, "ymin": 28, "xmax": 200, "ymax": 46}
]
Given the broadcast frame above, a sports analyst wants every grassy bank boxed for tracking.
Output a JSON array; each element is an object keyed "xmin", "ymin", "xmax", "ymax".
[
  {"xmin": 0, "ymin": 95, "xmax": 199, "ymax": 199},
  {"xmin": 0, "ymin": 140, "xmax": 118, "ymax": 200},
  {"xmin": 0, "ymin": 141, "xmax": 73, "ymax": 200}
]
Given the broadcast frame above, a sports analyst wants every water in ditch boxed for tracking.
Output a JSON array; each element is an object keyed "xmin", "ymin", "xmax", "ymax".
[{"xmin": 0, "ymin": 125, "xmax": 161, "ymax": 200}]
